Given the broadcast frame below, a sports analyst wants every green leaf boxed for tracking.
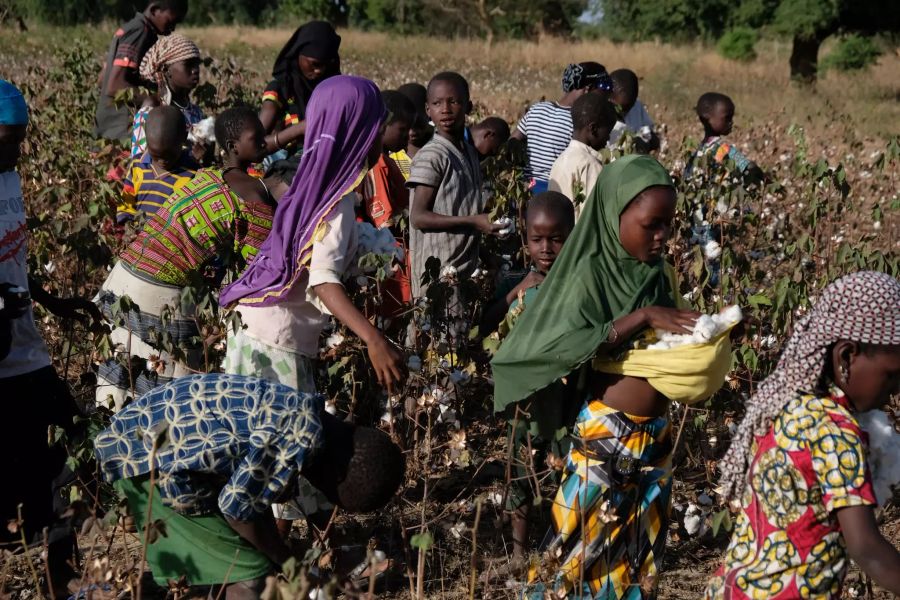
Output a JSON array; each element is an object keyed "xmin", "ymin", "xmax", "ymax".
[
  {"xmin": 410, "ymin": 530, "xmax": 434, "ymax": 551},
  {"xmin": 711, "ymin": 508, "xmax": 733, "ymax": 537},
  {"xmin": 747, "ymin": 294, "xmax": 772, "ymax": 308}
]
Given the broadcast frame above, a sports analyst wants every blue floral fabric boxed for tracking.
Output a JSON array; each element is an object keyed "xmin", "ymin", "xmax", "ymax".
[{"xmin": 95, "ymin": 373, "xmax": 324, "ymax": 521}]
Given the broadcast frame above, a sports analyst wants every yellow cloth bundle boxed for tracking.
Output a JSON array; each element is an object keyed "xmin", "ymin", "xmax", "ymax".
[{"xmin": 592, "ymin": 326, "xmax": 734, "ymax": 405}]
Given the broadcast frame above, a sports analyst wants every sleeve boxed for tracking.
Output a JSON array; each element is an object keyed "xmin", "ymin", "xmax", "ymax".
[
  {"xmin": 406, "ymin": 144, "xmax": 446, "ymax": 189},
  {"xmin": 515, "ymin": 106, "xmax": 531, "ymax": 138},
  {"xmin": 217, "ymin": 432, "xmax": 299, "ymax": 521},
  {"xmin": 262, "ymin": 79, "xmax": 283, "ymax": 108},
  {"xmin": 726, "ymin": 145, "xmax": 752, "ymax": 173},
  {"xmin": 308, "ymin": 195, "xmax": 357, "ymax": 290},
  {"xmin": 117, "ymin": 165, "xmax": 139, "ymax": 223},
  {"xmin": 638, "ymin": 101, "xmax": 654, "ymax": 129},
  {"xmin": 112, "ymin": 23, "xmax": 150, "ymax": 71},
  {"xmin": 807, "ymin": 408, "xmax": 877, "ymax": 513}
]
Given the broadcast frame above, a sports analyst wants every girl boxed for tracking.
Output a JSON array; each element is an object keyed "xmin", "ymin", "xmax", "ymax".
[
  {"xmin": 131, "ymin": 33, "xmax": 204, "ymax": 159},
  {"xmin": 219, "ymin": 76, "xmax": 405, "ymax": 535},
  {"xmin": 96, "ymin": 108, "xmax": 278, "ymax": 409},
  {"xmin": 492, "ymin": 155, "xmax": 706, "ymax": 599},
  {"xmin": 259, "ymin": 20, "xmax": 341, "ymax": 161},
  {"xmin": 707, "ymin": 271, "xmax": 900, "ymax": 599}
]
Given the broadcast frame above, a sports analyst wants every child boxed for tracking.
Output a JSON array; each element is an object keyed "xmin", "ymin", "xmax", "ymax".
[
  {"xmin": 707, "ymin": 271, "xmax": 900, "ymax": 599},
  {"xmin": 482, "ymin": 192, "xmax": 576, "ymax": 566},
  {"xmin": 609, "ymin": 68, "xmax": 659, "ymax": 152},
  {"xmin": 94, "ymin": 372, "xmax": 406, "ymax": 597},
  {"xmin": 492, "ymin": 156, "xmax": 708, "ymax": 598},
  {"xmin": 687, "ymin": 92, "xmax": 762, "ymax": 181},
  {"xmin": 131, "ymin": 33, "xmax": 204, "ymax": 159},
  {"xmin": 95, "ymin": 0, "xmax": 188, "ymax": 141},
  {"xmin": 1, "ymin": 80, "xmax": 102, "ymax": 597},
  {"xmin": 510, "ymin": 62, "xmax": 613, "ymax": 194},
  {"xmin": 467, "ymin": 116, "xmax": 511, "ymax": 161},
  {"xmin": 548, "ymin": 93, "xmax": 618, "ymax": 219},
  {"xmin": 96, "ymin": 107, "xmax": 275, "ymax": 409},
  {"xmin": 391, "ymin": 82, "xmax": 433, "ymax": 179},
  {"xmin": 259, "ymin": 21, "xmax": 341, "ymax": 160},
  {"xmin": 407, "ymin": 71, "xmax": 503, "ymax": 300},
  {"xmin": 359, "ymin": 90, "xmax": 415, "ymax": 228},
  {"xmin": 118, "ymin": 106, "xmax": 198, "ymax": 223}
]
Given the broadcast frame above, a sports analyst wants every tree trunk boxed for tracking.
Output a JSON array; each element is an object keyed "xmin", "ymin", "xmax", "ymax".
[{"xmin": 789, "ymin": 35, "xmax": 822, "ymax": 84}]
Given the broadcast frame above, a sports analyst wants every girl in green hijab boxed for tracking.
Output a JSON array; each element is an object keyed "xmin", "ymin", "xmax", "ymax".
[{"xmin": 493, "ymin": 155, "xmax": 701, "ymax": 599}]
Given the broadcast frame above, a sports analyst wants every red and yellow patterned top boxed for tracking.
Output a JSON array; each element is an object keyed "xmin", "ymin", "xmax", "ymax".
[
  {"xmin": 120, "ymin": 168, "xmax": 273, "ymax": 287},
  {"xmin": 706, "ymin": 388, "xmax": 876, "ymax": 599}
]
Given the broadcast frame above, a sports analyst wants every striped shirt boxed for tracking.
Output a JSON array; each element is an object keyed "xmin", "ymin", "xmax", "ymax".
[
  {"xmin": 515, "ymin": 101, "xmax": 573, "ymax": 181},
  {"xmin": 118, "ymin": 152, "xmax": 197, "ymax": 223},
  {"xmin": 389, "ymin": 149, "xmax": 413, "ymax": 180},
  {"xmin": 120, "ymin": 168, "xmax": 274, "ymax": 287}
]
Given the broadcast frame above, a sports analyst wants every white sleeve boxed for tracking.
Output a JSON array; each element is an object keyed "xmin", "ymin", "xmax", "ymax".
[{"xmin": 308, "ymin": 194, "xmax": 358, "ymax": 289}]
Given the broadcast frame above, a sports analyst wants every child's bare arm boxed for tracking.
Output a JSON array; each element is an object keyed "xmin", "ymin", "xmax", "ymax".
[
  {"xmin": 837, "ymin": 505, "xmax": 900, "ymax": 594},
  {"xmin": 410, "ymin": 185, "xmax": 502, "ymax": 234},
  {"xmin": 225, "ymin": 514, "xmax": 291, "ymax": 566},
  {"xmin": 312, "ymin": 282, "xmax": 404, "ymax": 393}
]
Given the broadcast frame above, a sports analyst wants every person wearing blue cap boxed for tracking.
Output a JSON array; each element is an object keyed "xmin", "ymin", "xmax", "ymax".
[{"xmin": 0, "ymin": 80, "xmax": 102, "ymax": 595}]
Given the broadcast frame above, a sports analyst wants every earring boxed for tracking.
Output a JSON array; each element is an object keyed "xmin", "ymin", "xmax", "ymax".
[{"xmin": 839, "ymin": 363, "xmax": 849, "ymax": 383}]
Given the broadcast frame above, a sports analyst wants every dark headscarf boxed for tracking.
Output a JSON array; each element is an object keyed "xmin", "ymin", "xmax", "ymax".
[
  {"xmin": 561, "ymin": 62, "xmax": 613, "ymax": 93},
  {"xmin": 272, "ymin": 21, "xmax": 342, "ymax": 116}
]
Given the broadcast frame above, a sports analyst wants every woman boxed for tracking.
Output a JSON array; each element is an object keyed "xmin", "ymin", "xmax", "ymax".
[
  {"xmin": 131, "ymin": 33, "xmax": 205, "ymax": 159},
  {"xmin": 219, "ymin": 76, "xmax": 405, "ymax": 535},
  {"xmin": 707, "ymin": 271, "xmax": 900, "ymax": 599},
  {"xmin": 259, "ymin": 20, "xmax": 341, "ymax": 161},
  {"xmin": 493, "ymin": 155, "xmax": 711, "ymax": 599},
  {"xmin": 96, "ymin": 108, "xmax": 276, "ymax": 409}
]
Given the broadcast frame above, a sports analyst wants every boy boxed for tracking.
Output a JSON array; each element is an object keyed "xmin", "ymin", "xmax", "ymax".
[
  {"xmin": 95, "ymin": 0, "xmax": 188, "ymax": 142},
  {"xmin": 118, "ymin": 105, "xmax": 197, "ymax": 223},
  {"xmin": 609, "ymin": 68, "xmax": 659, "ymax": 152},
  {"xmin": 482, "ymin": 192, "xmax": 577, "ymax": 568},
  {"xmin": 548, "ymin": 93, "xmax": 618, "ymax": 219},
  {"xmin": 510, "ymin": 62, "xmax": 613, "ymax": 194},
  {"xmin": 1, "ymin": 80, "xmax": 102, "ymax": 596},
  {"xmin": 94, "ymin": 373, "xmax": 406, "ymax": 597},
  {"xmin": 687, "ymin": 91, "xmax": 763, "ymax": 182},
  {"xmin": 407, "ymin": 72, "xmax": 503, "ymax": 300},
  {"xmin": 467, "ymin": 116, "xmax": 511, "ymax": 161},
  {"xmin": 391, "ymin": 82, "xmax": 433, "ymax": 179},
  {"xmin": 360, "ymin": 90, "xmax": 415, "ymax": 228}
]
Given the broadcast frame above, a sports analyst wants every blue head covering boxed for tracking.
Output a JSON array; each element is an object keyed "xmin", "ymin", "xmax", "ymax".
[{"xmin": 0, "ymin": 80, "xmax": 28, "ymax": 126}]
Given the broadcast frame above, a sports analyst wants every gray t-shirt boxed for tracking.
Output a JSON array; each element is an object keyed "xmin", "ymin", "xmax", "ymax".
[{"xmin": 407, "ymin": 135, "xmax": 484, "ymax": 298}]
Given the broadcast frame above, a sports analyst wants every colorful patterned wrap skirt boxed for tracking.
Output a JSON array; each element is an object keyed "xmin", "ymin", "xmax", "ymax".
[{"xmin": 528, "ymin": 397, "xmax": 673, "ymax": 600}]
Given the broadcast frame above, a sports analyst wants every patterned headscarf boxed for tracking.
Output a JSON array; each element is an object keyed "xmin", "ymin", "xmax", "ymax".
[
  {"xmin": 139, "ymin": 34, "xmax": 200, "ymax": 104},
  {"xmin": 561, "ymin": 62, "xmax": 613, "ymax": 93},
  {"xmin": 0, "ymin": 79, "xmax": 28, "ymax": 125},
  {"xmin": 718, "ymin": 271, "xmax": 900, "ymax": 501}
]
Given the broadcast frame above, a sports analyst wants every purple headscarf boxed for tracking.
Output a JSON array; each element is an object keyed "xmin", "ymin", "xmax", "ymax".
[{"xmin": 219, "ymin": 75, "xmax": 384, "ymax": 307}]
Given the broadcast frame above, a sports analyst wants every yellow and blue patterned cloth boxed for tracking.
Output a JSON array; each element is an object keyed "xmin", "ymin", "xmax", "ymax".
[
  {"xmin": 94, "ymin": 373, "xmax": 324, "ymax": 521},
  {"xmin": 705, "ymin": 387, "xmax": 876, "ymax": 599}
]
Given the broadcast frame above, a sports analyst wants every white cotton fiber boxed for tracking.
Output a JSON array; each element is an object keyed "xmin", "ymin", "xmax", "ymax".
[
  {"xmin": 646, "ymin": 305, "xmax": 742, "ymax": 350},
  {"xmin": 493, "ymin": 216, "xmax": 515, "ymax": 239},
  {"xmin": 187, "ymin": 117, "xmax": 216, "ymax": 144},
  {"xmin": 858, "ymin": 410, "xmax": 900, "ymax": 506}
]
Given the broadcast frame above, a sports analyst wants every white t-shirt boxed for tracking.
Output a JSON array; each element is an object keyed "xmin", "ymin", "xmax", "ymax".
[
  {"xmin": 0, "ymin": 170, "xmax": 51, "ymax": 378},
  {"xmin": 608, "ymin": 99, "xmax": 655, "ymax": 148},
  {"xmin": 548, "ymin": 139, "xmax": 603, "ymax": 221},
  {"xmin": 235, "ymin": 193, "xmax": 359, "ymax": 357}
]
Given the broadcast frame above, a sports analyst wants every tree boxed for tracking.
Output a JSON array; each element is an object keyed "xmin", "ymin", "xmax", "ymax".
[{"xmin": 597, "ymin": 0, "xmax": 900, "ymax": 82}]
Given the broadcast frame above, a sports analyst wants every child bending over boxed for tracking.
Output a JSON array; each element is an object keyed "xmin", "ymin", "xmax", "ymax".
[
  {"xmin": 95, "ymin": 0, "xmax": 188, "ymax": 141},
  {"xmin": 707, "ymin": 271, "xmax": 900, "ymax": 599},
  {"xmin": 468, "ymin": 116, "xmax": 510, "ymax": 161},
  {"xmin": 95, "ymin": 373, "xmax": 406, "ymax": 599},
  {"xmin": 407, "ymin": 71, "xmax": 503, "ymax": 301},
  {"xmin": 548, "ymin": 93, "xmax": 618, "ymax": 219},
  {"xmin": 118, "ymin": 105, "xmax": 198, "ymax": 223}
]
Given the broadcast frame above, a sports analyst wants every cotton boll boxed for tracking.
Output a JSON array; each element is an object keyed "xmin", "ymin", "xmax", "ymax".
[
  {"xmin": 188, "ymin": 117, "xmax": 216, "ymax": 144},
  {"xmin": 493, "ymin": 216, "xmax": 515, "ymax": 239},
  {"xmin": 704, "ymin": 240, "xmax": 722, "ymax": 260},
  {"xmin": 440, "ymin": 265, "xmax": 458, "ymax": 281},
  {"xmin": 683, "ymin": 503, "xmax": 704, "ymax": 536}
]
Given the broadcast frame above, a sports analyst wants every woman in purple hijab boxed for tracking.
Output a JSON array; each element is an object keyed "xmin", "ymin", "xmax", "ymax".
[{"xmin": 220, "ymin": 74, "xmax": 405, "ymax": 534}]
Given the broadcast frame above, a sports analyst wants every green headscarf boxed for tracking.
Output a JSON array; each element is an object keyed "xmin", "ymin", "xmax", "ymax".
[{"xmin": 491, "ymin": 154, "xmax": 677, "ymax": 412}]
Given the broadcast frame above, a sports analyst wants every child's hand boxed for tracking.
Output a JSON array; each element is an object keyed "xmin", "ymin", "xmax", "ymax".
[
  {"xmin": 472, "ymin": 214, "xmax": 506, "ymax": 236},
  {"xmin": 640, "ymin": 306, "xmax": 701, "ymax": 334},
  {"xmin": 366, "ymin": 335, "xmax": 405, "ymax": 394}
]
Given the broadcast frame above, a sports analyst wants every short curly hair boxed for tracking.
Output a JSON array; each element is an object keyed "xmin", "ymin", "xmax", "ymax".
[{"xmin": 213, "ymin": 106, "xmax": 258, "ymax": 150}]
